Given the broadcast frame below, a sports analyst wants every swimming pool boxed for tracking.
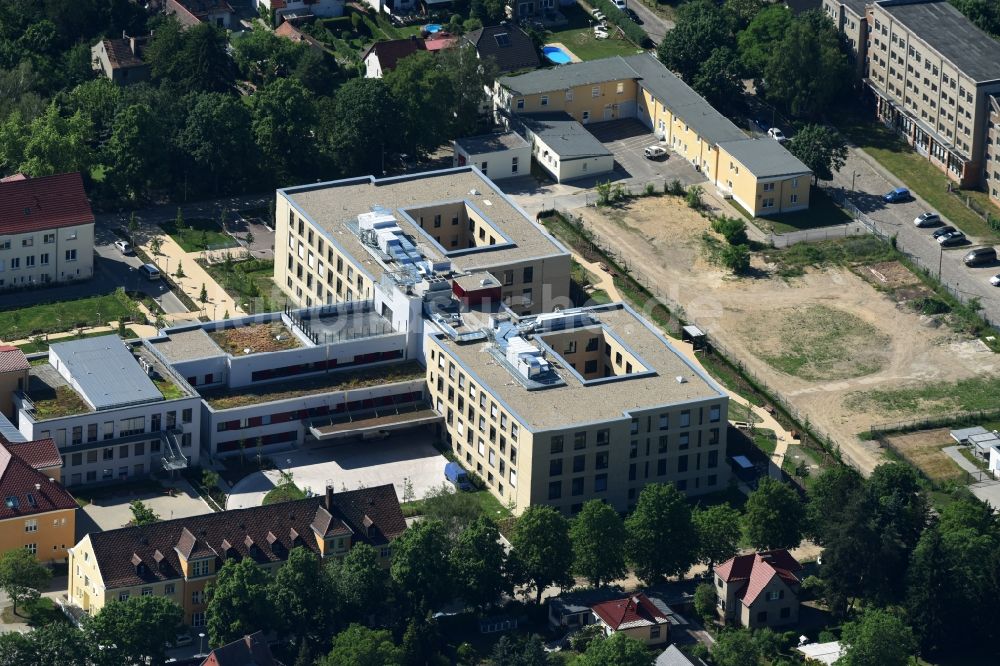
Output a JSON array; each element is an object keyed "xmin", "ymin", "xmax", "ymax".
[
  {"xmin": 425, "ymin": 23, "xmax": 442, "ymax": 33},
  {"xmin": 543, "ymin": 45, "xmax": 572, "ymax": 65}
]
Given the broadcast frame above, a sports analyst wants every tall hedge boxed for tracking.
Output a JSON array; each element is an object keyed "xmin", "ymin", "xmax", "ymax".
[{"xmin": 589, "ymin": 0, "xmax": 653, "ymax": 49}]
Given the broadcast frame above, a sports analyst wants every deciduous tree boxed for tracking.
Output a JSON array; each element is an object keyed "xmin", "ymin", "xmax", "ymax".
[
  {"xmin": 318, "ymin": 624, "xmax": 401, "ymax": 666},
  {"xmin": 570, "ymin": 499, "xmax": 627, "ymax": 587},
  {"xmin": 838, "ymin": 609, "xmax": 916, "ymax": 666},
  {"xmin": 331, "ymin": 542, "xmax": 385, "ymax": 623},
  {"xmin": 742, "ymin": 478, "xmax": 804, "ymax": 551},
  {"xmin": 449, "ymin": 515, "xmax": 510, "ymax": 609},
  {"xmin": 269, "ymin": 547, "xmax": 337, "ymax": 650},
  {"xmin": 625, "ymin": 483, "xmax": 697, "ymax": 583},
  {"xmin": 0, "ymin": 548, "xmax": 51, "ymax": 615},
  {"xmin": 509, "ymin": 505, "xmax": 573, "ymax": 603},
  {"xmin": 205, "ymin": 558, "xmax": 271, "ymax": 647},
  {"xmin": 128, "ymin": 499, "xmax": 158, "ymax": 525},
  {"xmin": 656, "ymin": 0, "xmax": 736, "ymax": 82},
  {"xmin": 711, "ymin": 629, "xmax": 762, "ymax": 666},
  {"xmin": 389, "ymin": 519, "xmax": 453, "ymax": 616},
  {"xmin": 788, "ymin": 124, "xmax": 848, "ymax": 185},
  {"xmin": 693, "ymin": 503, "xmax": 741, "ymax": 569},
  {"xmin": 84, "ymin": 596, "xmax": 182, "ymax": 666},
  {"xmin": 577, "ymin": 633, "xmax": 654, "ymax": 666}
]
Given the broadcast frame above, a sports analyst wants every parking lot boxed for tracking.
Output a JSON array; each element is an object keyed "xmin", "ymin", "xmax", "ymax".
[
  {"xmin": 585, "ymin": 119, "xmax": 705, "ymax": 188},
  {"xmin": 226, "ymin": 429, "xmax": 449, "ymax": 508},
  {"xmin": 78, "ymin": 478, "xmax": 212, "ymax": 537}
]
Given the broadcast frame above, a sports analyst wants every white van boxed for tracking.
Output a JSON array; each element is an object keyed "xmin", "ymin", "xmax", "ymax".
[{"xmin": 138, "ymin": 263, "xmax": 161, "ymax": 280}]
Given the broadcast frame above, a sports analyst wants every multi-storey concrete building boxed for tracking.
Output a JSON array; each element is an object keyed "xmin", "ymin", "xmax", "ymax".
[
  {"xmin": 826, "ymin": 0, "xmax": 1000, "ymax": 187},
  {"xmin": 495, "ymin": 54, "xmax": 812, "ymax": 216},
  {"xmin": 0, "ymin": 172, "xmax": 95, "ymax": 290},
  {"xmin": 425, "ymin": 302, "xmax": 730, "ymax": 515},
  {"xmin": 986, "ymin": 95, "xmax": 1000, "ymax": 205},
  {"xmin": 68, "ymin": 484, "xmax": 405, "ymax": 626},
  {"xmin": 11, "ymin": 336, "xmax": 200, "ymax": 487},
  {"xmin": 274, "ymin": 167, "xmax": 572, "ymax": 316},
  {"xmin": 822, "ymin": 0, "xmax": 870, "ymax": 80},
  {"xmin": 0, "ymin": 434, "xmax": 76, "ymax": 563}
]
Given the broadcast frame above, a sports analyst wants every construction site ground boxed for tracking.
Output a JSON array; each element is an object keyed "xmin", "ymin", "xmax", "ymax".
[{"xmin": 571, "ymin": 194, "xmax": 999, "ymax": 475}]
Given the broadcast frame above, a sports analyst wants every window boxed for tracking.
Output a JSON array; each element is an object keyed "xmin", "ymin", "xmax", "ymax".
[
  {"xmin": 616, "ymin": 82, "xmax": 624, "ymax": 94},
  {"xmin": 767, "ymin": 589, "xmax": 783, "ymax": 601},
  {"xmin": 565, "ymin": 89, "xmax": 573, "ymax": 101},
  {"xmin": 762, "ymin": 198, "xmax": 775, "ymax": 209},
  {"xmin": 650, "ymin": 625, "xmax": 660, "ymax": 639},
  {"xmin": 592, "ymin": 86, "xmax": 600, "ymax": 97},
  {"xmin": 164, "ymin": 584, "xmax": 175, "ymax": 594},
  {"xmin": 584, "ymin": 359, "xmax": 598, "ymax": 374},
  {"xmin": 190, "ymin": 559, "xmax": 210, "ymax": 577},
  {"xmin": 550, "ymin": 436, "xmax": 564, "ymax": 454},
  {"xmin": 594, "ymin": 474, "xmax": 607, "ymax": 492},
  {"xmin": 65, "ymin": 249, "xmax": 77, "ymax": 261},
  {"xmin": 573, "ymin": 454, "xmax": 586, "ymax": 473},
  {"xmin": 182, "ymin": 408, "xmax": 192, "ymax": 424},
  {"xmin": 756, "ymin": 611, "xmax": 768, "ymax": 623},
  {"xmin": 119, "ymin": 591, "xmax": 130, "ymax": 602},
  {"xmin": 680, "ymin": 410, "xmax": 690, "ymax": 427},
  {"xmin": 595, "ymin": 451, "xmax": 608, "ymax": 469},
  {"xmin": 142, "ymin": 587, "xmax": 153, "ymax": 596},
  {"xmin": 659, "ymin": 414, "xmax": 669, "ymax": 430},
  {"xmin": 24, "ymin": 519, "xmax": 37, "ymax": 533},
  {"xmin": 540, "ymin": 95, "xmax": 548, "ymax": 106},
  {"xmin": 523, "ymin": 266, "xmax": 533, "ymax": 283},
  {"xmin": 512, "ymin": 156, "xmax": 519, "ymax": 174},
  {"xmin": 780, "ymin": 606, "xmax": 791, "ymax": 619},
  {"xmin": 548, "ymin": 481, "xmax": 562, "ymax": 500},
  {"xmin": 574, "ymin": 432, "xmax": 586, "ymax": 449},
  {"xmin": 790, "ymin": 194, "xmax": 798, "ymax": 204},
  {"xmin": 22, "ymin": 237, "xmax": 32, "ymax": 247},
  {"xmin": 516, "ymin": 98, "xmax": 524, "ymax": 109},
  {"xmin": 709, "ymin": 405, "xmax": 721, "ymax": 422},
  {"xmin": 571, "ymin": 477, "xmax": 584, "ymax": 496},
  {"xmin": 678, "ymin": 455, "xmax": 688, "ymax": 473},
  {"xmin": 480, "ymin": 161, "xmax": 488, "ymax": 176},
  {"xmin": 550, "ymin": 459, "xmax": 563, "ymax": 476},
  {"xmin": 192, "ymin": 612, "xmax": 206, "ymax": 628}
]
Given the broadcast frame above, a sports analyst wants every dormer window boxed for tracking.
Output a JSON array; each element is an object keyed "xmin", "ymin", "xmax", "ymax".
[{"xmin": 190, "ymin": 559, "xmax": 210, "ymax": 577}]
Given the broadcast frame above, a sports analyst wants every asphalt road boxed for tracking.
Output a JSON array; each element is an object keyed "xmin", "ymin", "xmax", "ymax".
[
  {"xmin": 624, "ymin": 0, "xmax": 673, "ymax": 45},
  {"xmin": 827, "ymin": 149, "xmax": 1000, "ymax": 327}
]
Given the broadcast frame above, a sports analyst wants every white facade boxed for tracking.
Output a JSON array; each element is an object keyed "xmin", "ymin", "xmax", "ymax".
[
  {"xmin": 0, "ymin": 222, "xmax": 94, "ymax": 290},
  {"xmin": 453, "ymin": 139, "xmax": 531, "ymax": 181},
  {"xmin": 528, "ymin": 135, "xmax": 615, "ymax": 183},
  {"xmin": 364, "ymin": 51, "xmax": 387, "ymax": 79},
  {"xmin": 258, "ymin": 0, "xmax": 345, "ymax": 18},
  {"xmin": 359, "ymin": 0, "xmax": 417, "ymax": 16}
]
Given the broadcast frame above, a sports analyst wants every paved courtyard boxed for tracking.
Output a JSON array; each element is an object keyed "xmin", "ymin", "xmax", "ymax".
[
  {"xmin": 226, "ymin": 430, "xmax": 448, "ymax": 509},
  {"xmin": 585, "ymin": 119, "xmax": 705, "ymax": 188},
  {"xmin": 78, "ymin": 478, "xmax": 212, "ymax": 536}
]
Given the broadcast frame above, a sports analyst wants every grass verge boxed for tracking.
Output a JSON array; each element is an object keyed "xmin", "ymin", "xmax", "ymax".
[
  {"xmin": 263, "ymin": 482, "xmax": 306, "ymax": 505},
  {"xmin": 0, "ymin": 598, "xmax": 65, "ymax": 627},
  {"xmin": 159, "ymin": 217, "xmax": 238, "ymax": 253},
  {"xmin": 756, "ymin": 188, "xmax": 853, "ymax": 234},
  {"xmin": 199, "ymin": 258, "xmax": 282, "ymax": 313},
  {"xmin": 17, "ymin": 327, "xmax": 138, "ymax": 353},
  {"xmin": 0, "ymin": 293, "xmax": 135, "ymax": 339}
]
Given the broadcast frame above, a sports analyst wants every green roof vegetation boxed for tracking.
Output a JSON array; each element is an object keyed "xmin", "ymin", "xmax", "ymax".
[{"xmin": 30, "ymin": 385, "xmax": 92, "ymax": 419}]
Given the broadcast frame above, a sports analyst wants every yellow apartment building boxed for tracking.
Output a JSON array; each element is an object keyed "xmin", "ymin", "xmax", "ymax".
[
  {"xmin": 274, "ymin": 167, "xmax": 572, "ymax": 316},
  {"xmin": 495, "ymin": 53, "xmax": 811, "ymax": 216},
  {"xmin": 68, "ymin": 485, "xmax": 405, "ymax": 626},
  {"xmin": 0, "ymin": 435, "xmax": 77, "ymax": 563},
  {"xmin": 425, "ymin": 303, "xmax": 730, "ymax": 516}
]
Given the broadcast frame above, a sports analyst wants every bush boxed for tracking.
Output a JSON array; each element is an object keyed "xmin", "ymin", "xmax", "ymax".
[
  {"xmin": 720, "ymin": 243, "xmax": 751, "ymax": 273},
  {"xmin": 685, "ymin": 184, "xmax": 704, "ymax": 209},
  {"xmin": 711, "ymin": 216, "xmax": 748, "ymax": 245},
  {"xmin": 570, "ymin": 624, "xmax": 605, "ymax": 652},
  {"xmin": 644, "ymin": 183, "xmax": 656, "ymax": 196},
  {"xmin": 590, "ymin": 0, "xmax": 653, "ymax": 47},
  {"xmin": 667, "ymin": 178, "xmax": 684, "ymax": 195}
]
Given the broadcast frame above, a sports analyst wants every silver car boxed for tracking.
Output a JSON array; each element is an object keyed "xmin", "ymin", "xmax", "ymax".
[{"xmin": 913, "ymin": 212, "xmax": 940, "ymax": 227}]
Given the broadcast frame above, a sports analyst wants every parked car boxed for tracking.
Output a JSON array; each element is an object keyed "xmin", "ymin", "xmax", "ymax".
[
  {"xmin": 932, "ymin": 225, "xmax": 957, "ymax": 239},
  {"xmin": 938, "ymin": 230, "xmax": 967, "ymax": 246},
  {"xmin": 138, "ymin": 263, "xmax": 161, "ymax": 280},
  {"xmin": 913, "ymin": 212, "xmax": 941, "ymax": 227},
  {"xmin": 445, "ymin": 461, "xmax": 472, "ymax": 491},
  {"xmin": 612, "ymin": 0, "xmax": 627, "ymax": 9},
  {"xmin": 624, "ymin": 8, "xmax": 642, "ymax": 23},
  {"xmin": 167, "ymin": 633, "xmax": 193, "ymax": 648},
  {"xmin": 883, "ymin": 187, "xmax": 911, "ymax": 203},
  {"xmin": 643, "ymin": 145, "xmax": 667, "ymax": 160},
  {"xmin": 963, "ymin": 247, "xmax": 997, "ymax": 266},
  {"xmin": 114, "ymin": 239, "xmax": 132, "ymax": 255},
  {"xmin": 766, "ymin": 127, "xmax": 787, "ymax": 143},
  {"xmin": 990, "ymin": 274, "xmax": 1000, "ymax": 286},
  {"xmin": 592, "ymin": 9, "xmax": 605, "ymax": 20}
]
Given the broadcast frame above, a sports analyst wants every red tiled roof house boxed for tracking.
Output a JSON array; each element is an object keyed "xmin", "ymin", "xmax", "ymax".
[
  {"xmin": 0, "ymin": 172, "xmax": 95, "ymax": 290},
  {"xmin": 91, "ymin": 35, "xmax": 151, "ymax": 85},
  {"xmin": 714, "ymin": 549, "xmax": 803, "ymax": 629},
  {"xmin": 200, "ymin": 631, "xmax": 278, "ymax": 666},
  {"xmin": 590, "ymin": 592, "xmax": 671, "ymax": 646}
]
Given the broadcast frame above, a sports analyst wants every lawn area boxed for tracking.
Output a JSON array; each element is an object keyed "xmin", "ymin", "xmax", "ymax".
[
  {"xmin": 728, "ymin": 400, "xmax": 762, "ymax": 424},
  {"xmin": 763, "ymin": 235, "xmax": 899, "ymax": 277},
  {"xmin": 547, "ymin": 4, "xmax": 644, "ymax": 61},
  {"xmin": 752, "ymin": 428, "xmax": 778, "ymax": 455},
  {"xmin": 0, "ymin": 597, "xmax": 66, "ymax": 627},
  {"xmin": 158, "ymin": 217, "xmax": 238, "ymax": 252},
  {"xmin": 837, "ymin": 117, "xmax": 999, "ymax": 240},
  {"xmin": 846, "ymin": 373, "xmax": 1000, "ymax": 416},
  {"xmin": 880, "ymin": 429, "xmax": 967, "ymax": 485},
  {"xmin": 751, "ymin": 188, "xmax": 853, "ymax": 234},
  {"xmin": 17, "ymin": 327, "xmax": 138, "ymax": 353},
  {"xmin": 263, "ymin": 481, "xmax": 307, "ymax": 505},
  {"xmin": 401, "ymin": 487, "xmax": 511, "ymax": 520},
  {"xmin": 199, "ymin": 258, "xmax": 283, "ymax": 313},
  {"xmin": 0, "ymin": 293, "xmax": 136, "ymax": 339}
]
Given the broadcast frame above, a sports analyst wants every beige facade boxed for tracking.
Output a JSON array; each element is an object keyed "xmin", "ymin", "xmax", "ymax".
[
  {"xmin": 987, "ymin": 95, "xmax": 1000, "ymax": 206},
  {"xmin": 496, "ymin": 55, "xmax": 812, "ymax": 216},
  {"xmin": 833, "ymin": 0, "xmax": 1000, "ymax": 187},
  {"xmin": 425, "ymin": 303, "xmax": 730, "ymax": 515},
  {"xmin": 822, "ymin": 0, "xmax": 869, "ymax": 80},
  {"xmin": 0, "ymin": 222, "xmax": 94, "ymax": 290},
  {"xmin": 274, "ymin": 168, "xmax": 571, "ymax": 316},
  {"xmin": 716, "ymin": 570, "xmax": 800, "ymax": 629}
]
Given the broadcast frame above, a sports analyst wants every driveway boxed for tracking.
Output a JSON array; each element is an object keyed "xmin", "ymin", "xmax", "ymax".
[
  {"xmin": 827, "ymin": 148, "xmax": 1000, "ymax": 327},
  {"xmin": 78, "ymin": 478, "xmax": 212, "ymax": 536},
  {"xmin": 586, "ymin": 119, "xmax": 705, "ymax": 188},
  {"xmin": 624, "ymin": 0, "xmax": 674, "ymax": 45},
  {"xmin": 227, "ymin": 431, "xmax": 449, "ymax": 508}
]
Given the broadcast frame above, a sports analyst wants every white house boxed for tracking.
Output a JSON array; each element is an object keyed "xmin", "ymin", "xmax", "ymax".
[
  {"xmin": 518, "ymin": 113, "xmax": 615, "ymax": 183},
  {"xmin": 257, "ymin": 0, "xmax": 345, "ymax": 21},
  {"xmin": 0, "ymin": 173, "xmax": 95, "ymax": 290},
  {"xmin": 454, "ymin": 132, "xmax": 531, "ymax": 181}
]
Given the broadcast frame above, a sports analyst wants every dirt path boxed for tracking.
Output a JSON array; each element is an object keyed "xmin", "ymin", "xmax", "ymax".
[{"xmin": 569, "ymin": 196, "xmax": 998, "ymax": 475}]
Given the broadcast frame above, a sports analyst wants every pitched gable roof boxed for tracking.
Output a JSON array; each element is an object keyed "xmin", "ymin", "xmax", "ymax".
[
  {"xmin": 0, "ymin": 172, "xmax": 95, "ymax": 236},
  {"xmin": 100, "ymin": 38, "xmax": 145, "ymax": 69},
  {"xmin": 717, "ymin": 549, "xmax": 802, "ymax": 606},
  {"xmin": 0, "ymin": 346, "xmax": 30, "ymax": 373},
  {"xmin": 88, "ymin": 485, "xmax": 405, "ymax": 589},
  {"xmin": 465, "ymin": 23, "xmax": 540, "ymax": 73},
  {"xmin": 4, "ymin": 438, "xmax": 62, "ymax": 470},
  {"xmin": 200, "ymin": 631, "xmax": 277, "ymax": 666},
  {"xmin": 0, "ymin": 439, "xmax": 76, "ymax": 520},
  {"xmin": 362, "ymin": 38, "xmax": 424, "ymax": 72},
  {"xmin": 591, "ymin": 592, "xmax": 669, "ymax": 631}
]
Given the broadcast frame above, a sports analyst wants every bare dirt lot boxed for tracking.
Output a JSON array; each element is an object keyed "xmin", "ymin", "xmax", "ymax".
[
  {"xmin": 883, "ymin": 428, "xmax": 966, "ymax": 484},
  {"xmin": 574, "ymin": 195, "xmax": 999, "ymax": 474}
]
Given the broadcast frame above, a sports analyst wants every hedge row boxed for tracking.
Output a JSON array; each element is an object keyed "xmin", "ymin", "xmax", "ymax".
[{"xmin": 589, "ymin": 0, "xmax": 653, "ymax": 49}]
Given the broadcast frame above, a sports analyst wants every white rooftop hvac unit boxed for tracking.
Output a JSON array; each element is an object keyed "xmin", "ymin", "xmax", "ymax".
[
  {"xmin": 358, "ymin": 211, "xmax": 398, "ymax": 231},
  {"xmin": 506, "ymin": 336, "xmax": 551, "ymax": 380}
]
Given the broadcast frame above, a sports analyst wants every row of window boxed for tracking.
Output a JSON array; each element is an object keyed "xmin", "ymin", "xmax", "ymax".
[
  {"xmin": 0, "ymin": 232, "xmax": 75, "ymax": 250},
  {"xmin": 41, "ymin": 409, "xmax": 193, "ymax": 447},
  {"xmin": 0, "ymin": 250, "xmax": 77, "ymax": 272}
]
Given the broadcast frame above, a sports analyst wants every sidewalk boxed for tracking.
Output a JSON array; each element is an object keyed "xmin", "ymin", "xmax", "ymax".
[{"xmin": 4, "ymin": 322, "xmax": 160, "ymax": 349}]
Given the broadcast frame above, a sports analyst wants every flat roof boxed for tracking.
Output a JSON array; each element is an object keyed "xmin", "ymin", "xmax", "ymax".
[
  {"xmin": 520, "ymin": 113, "xmax": 614, "ymax": 160},
  {"xmin": 455, "ymin": 132, "xmax": 530, "ymax": 155},
  {"xmin": 717, "ymin": 138, "xmax": 812, "ymax": 179},
  {"xmin": 151, "ymin": 328, "xmax": 224, "ymax": 363},
  {"xmin": 281, "ymin": 168, "xmax": 568, "ymax": 284},
  {"xmin": 433, "ymin": 303, "xmax": 726, "ymax": 431},
  {"xmin": 877, "ymin": 0, "xmax": 1000, "ymax": 83},
  {"xmin": 49, "ymin": 335, "xmax": 162, "ymax": 410}
]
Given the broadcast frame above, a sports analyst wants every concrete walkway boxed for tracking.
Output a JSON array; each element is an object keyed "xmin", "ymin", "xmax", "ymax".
[{"xmin": 943, "ymin": 445, "xmax": 982, "ymax": 475}]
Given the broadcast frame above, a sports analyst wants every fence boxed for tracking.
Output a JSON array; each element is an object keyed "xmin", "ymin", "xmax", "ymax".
[
  {"xmin": 950, "ymin": 190, "xmax": 1000, "ymax": 232},
  {"xmin": 765, "ymin": 221, "xmax": 871, "ymax": 248},
  {"xmin": 868, "ymin": 408, "xmax": 1000, "ymax": 438}
]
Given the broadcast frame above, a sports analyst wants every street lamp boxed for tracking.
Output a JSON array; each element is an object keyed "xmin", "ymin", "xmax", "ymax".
[
  {"xmin": 851, "ymin": 171, "xmax": 861, "ymax": 193},
  {"xmin": 199, "ymin": 632, "xmax": 205, "ymax": 655}
]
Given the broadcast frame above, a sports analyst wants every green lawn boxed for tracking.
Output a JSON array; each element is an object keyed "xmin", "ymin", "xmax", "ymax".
[
  {"xmin": 837, "ymin": 117, "xmax": 1000, "ymax": 240},
  {"xmin": 547, "ymin": 5, "xmax": 645, "ymax": 61},
  {"xmin": 159, "ymin": 217, "xmax": 238, "ymax": 252},
  {"xmin": 199, "ymin": 258, "xmax": 283, "ymax": 313},
  {"xmin": 0, "ymin": 293, "xmax": 136, "ymax": 339},
  {"xmin": 263, "ymin": 482, "xmax": 307, "ymax": 505},
  {"xmin": 17, "ymin": 327, "xmax": 138, "ymax": 353},
  {"xmin": 846, "ymin": 373, "xmax": 1000, "ymax": 416},
  {"xmin": 0, "ymin": 597, "xmax": 65, "ymax": 627},
  {"xmin": 754, "ymin": 188, "xmax": 853, "ymax": 234}
]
